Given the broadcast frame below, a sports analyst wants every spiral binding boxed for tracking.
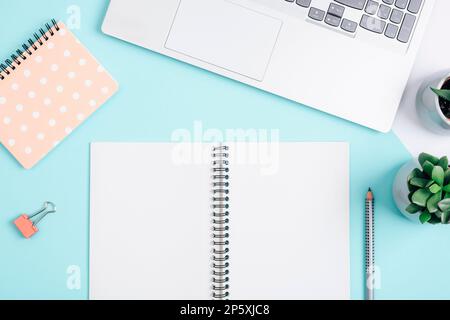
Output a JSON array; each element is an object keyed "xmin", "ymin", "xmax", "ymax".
[
  {"xmin": 211, "ymin": 145, "xmax": 230, "ymax": 299},
  {"xmin": 0, "ymin": 19, "xmax": 59, "ymax": 80}
]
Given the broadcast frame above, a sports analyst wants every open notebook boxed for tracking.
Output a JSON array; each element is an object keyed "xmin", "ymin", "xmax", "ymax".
[{"xmin": 90, "ymin": 142, "xmax": 350, "ymax": 299}]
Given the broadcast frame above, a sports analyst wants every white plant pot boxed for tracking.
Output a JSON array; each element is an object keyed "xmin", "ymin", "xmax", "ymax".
[
  {"xmin": 392, "ymin": 159, "xmax": 422, "ymax": 223},
  {"xmin": 416, "ymin": 71, "xmax": 450, "ymax": 135}
]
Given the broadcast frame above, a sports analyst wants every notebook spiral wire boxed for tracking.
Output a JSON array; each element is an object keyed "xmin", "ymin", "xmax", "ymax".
[
  {"xmin": 0, "ymin": 19, "xmax": 59, "ymax": 80},
  {"xmin": 211, "ymin": 145, "xmax": 230, "ymax": 299}
]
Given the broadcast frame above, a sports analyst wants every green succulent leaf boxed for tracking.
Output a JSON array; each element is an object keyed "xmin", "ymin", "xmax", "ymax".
[
  {"xmin": 442, "ymin": 211, "xmax": 450, "ymax": 224},
  {"xmin": 419, "ymin": 211, "xmax": 432, "ymax": 224},
  {"xmin": 445, "ymin": 169, "xmax": 450, "ymax": 185},
  {"xmin": 428, "ymin": 184, "xmax": 442, "ymax": 194},
  {"xmin": 432, "ymin": 166, "xmax": 445, "ymax": 186},
  {"xmin": 422, "ymin": 161, "xmax": 434, "ymax": 177},
  {"xmin": 405, "ymin": 203, "xmax": 422, "ymax": 214},
  {"xmin": 438, "ymin": 156, "xmax": 449, "ymax": 170},
  {"xmin": 408, "ymin": 183, "xmax": 418, "ymax": 192},
  {"xmin": 410, "ymin": 178, "xmax": 430, "ymax": 188},
  {"xmin": 431, "ymin": 87, "xmax": 450, "ymax": 102},
  {"xmin": 427, "ymin": 192, "xmax": 442, "ymax": 213},
  {"xmin": 428, "ymin": 215, "xmax": 442, "ymax": 225},
  {"xmin": 408, "ymin": 168, "xmax": 426, "ymax": 182},
  {"xmin": 445, "ymin": 192, "xmax": 450, "ymax": 199},
  {"xmin": 419, "ymin": 153, "xmax": 440, "ymax": 167},
  {"xmin": 443, "ymin": 185, "xmax": 450, "ymax": 193},
  {"xmin": 412, "ymin": 188, "xmax": 432, "ymax": 207},
  {"xmin": 438, "ymin": 198, "xmax": 450, "ymax": 213}
]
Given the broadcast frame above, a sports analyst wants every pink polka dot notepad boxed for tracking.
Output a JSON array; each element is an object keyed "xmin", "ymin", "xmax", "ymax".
[{"xmin": 0, "ymin": 21, "xmax": 118, "ymax": 169}]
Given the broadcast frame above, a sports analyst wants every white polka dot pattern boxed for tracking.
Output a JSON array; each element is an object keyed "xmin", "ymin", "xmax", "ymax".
[{"xmin": 0, "ymin": 22, "xmax": 118, "ymax": 169}]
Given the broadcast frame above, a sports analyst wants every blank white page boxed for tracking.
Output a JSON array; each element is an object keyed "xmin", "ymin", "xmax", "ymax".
[
  {"xmin": 227, "ymin": 142, "xmax": 350, "ymax": 299},
  {"xmin": 90, "ymin": 143, "xmax": 212, "ymax": 299}
]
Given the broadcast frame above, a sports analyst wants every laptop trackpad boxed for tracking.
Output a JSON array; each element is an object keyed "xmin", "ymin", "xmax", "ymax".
[{"xmin": 165, "ymin": 0, "xmax": 282, "ymax": 81}]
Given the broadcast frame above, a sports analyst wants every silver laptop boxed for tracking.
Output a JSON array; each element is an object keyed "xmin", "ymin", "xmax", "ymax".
[{"xmin": 102, "ymin": 0, "xmax": 435, "ymax": 132}]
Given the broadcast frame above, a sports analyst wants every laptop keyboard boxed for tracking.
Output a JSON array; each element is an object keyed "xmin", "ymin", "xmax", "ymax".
[{"xmin": 283, "ymin": 0, "xmax": 423, "ymax": 43}]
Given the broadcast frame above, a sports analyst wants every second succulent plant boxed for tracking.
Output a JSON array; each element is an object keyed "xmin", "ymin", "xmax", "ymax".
[{"xmin": 405, "ymin": 152, "xmax": 450, "ymax": 224}]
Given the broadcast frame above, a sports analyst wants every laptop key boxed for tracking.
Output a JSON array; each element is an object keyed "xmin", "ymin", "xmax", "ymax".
[
  {"xmin": 328, "ymin": 3, "xmax": 345, "ymax": 17},
  {"xmin": 395, "ymin": 0, "xmax": 408, "ymax": 9},
  {"xmin": 296, "ymin": 0, "xmax": 311, "ymax": 7},
  {"xmin": 390, "ymin": 9, "xmax": 403, "ymax": 23},
  {"xmin": 382, "ymin": 0, "xmax": 394, "ymax": 4},
  {"xmin": 407, "ymin": 0, "xmax": 422, "ymax": 14},
  {"xmin": 308, "ymin": 7, "xmax": 325, "ymax": 21},
  {"xmin": 397, "ymin": 13, "xmax": 416, "ymax": 43},
  {"xmin": 360, "ymin": 14, "xmax": 386, "ymax": 33},
  {"xmin": 334, "ymin": 0, "xmax": 367, "ymax": 10},
  {"xmin": 377, "ymin": 4, "xmax": 391, "ymax": 19},
  {"xmin": 325, "ymin": 13, "xmax": 341, "ymax": 27},
  {"xmin": 385, "ymin": 23, "xmax": 399, "ymax": 38},
  {"xmin": 341, "ymin": 18, "xmax": 358, "ymax": 33},
  {"xmin": 365, "ymin": 0, "xmax": 379, "ymax": 15}
]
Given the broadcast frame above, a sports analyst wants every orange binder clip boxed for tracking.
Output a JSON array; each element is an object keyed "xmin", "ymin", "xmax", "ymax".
[{"xmin": 14, "ymin": 202, "xmax": 56, "ymax": 239}]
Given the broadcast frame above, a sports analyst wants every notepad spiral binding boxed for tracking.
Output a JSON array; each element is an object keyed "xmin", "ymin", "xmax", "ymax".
[
  {"xmin": 211, "ymin": 145, "xmax": 230, "ymax": 299},
  {"xmin": 0, "ymin": 19, "xmax": 59, "ymax": 81}
]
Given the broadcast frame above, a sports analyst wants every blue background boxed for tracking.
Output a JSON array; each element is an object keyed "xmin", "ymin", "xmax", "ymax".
[{"xmin": 1, "ymin": 0, "xmax": 449, "ymax": 300}]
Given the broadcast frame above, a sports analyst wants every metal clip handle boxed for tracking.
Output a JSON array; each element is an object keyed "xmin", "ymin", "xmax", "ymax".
[{"xmin": 28, "ymin": 201, "xmax": 56, "ymax": 226}]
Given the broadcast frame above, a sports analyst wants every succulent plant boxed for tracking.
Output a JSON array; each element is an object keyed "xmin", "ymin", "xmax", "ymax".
[
  {"xmin": 405, "ymin": 152, "xmax": 450, "ymax": 224},
  {"xmin": 431, "ymin": 87, "xmax": 450, "ymax": 119}
]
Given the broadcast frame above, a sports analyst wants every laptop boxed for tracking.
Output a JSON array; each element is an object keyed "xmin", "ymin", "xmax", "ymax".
[{"xmin": 102, "ymin": 0, "xmax": 435, "ymax": 132}]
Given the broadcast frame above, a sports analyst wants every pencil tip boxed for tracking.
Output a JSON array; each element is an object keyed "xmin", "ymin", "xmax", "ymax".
[{"xmin": 368, "ymin": 187, "xmax": 372, "ymax": 192}]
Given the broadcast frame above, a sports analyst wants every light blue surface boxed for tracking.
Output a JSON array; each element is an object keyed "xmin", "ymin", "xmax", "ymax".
[{"xmin": 1, "ymin": 0, "xmax": 449, "ymax": 300}]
